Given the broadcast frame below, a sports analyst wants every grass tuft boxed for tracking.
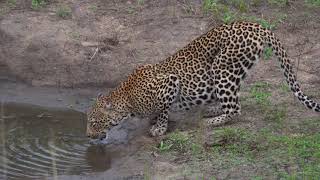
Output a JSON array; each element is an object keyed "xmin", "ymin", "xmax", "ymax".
[
  {"xmin": 268, "ymin": 0, "xmax": 289, "ymax": 7},
  {"xmin": 210, "ymin": 127, "xmax": 320, "ymax": 178},
  {"xmin": 305, "ymin": 0, "xmax": 320, "ymax": 7},
  {"xmin": 7, "ymin": 0, "xmax": 16, "ymax": 8},
  {"xmin": 250, "ymin": 82, "xmax": 272, "ymax": 105},
  {"xmin": 263, "ymin": 47, "xmax": 273, "ymax": 60},
  {"xmin": 31, "ymin": 0, "xmax": 46, "ymax": 9},
  {"xmin": 157, "ymin": 131, "xmax": 204, "ymax": 156},
  {"xmin": 56, "ymin": 5, "xmax": 72, "ymax": 19}
]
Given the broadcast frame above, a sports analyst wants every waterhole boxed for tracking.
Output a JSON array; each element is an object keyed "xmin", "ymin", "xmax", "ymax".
[{"xmin": 0, "ymin": 103, "xmax": 119, "ymax": 180}]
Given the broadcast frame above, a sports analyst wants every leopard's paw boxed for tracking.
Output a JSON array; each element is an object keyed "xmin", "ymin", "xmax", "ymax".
[{"xmin": 149, "ymin": 125, "xmax": 166, "ymax": 137}]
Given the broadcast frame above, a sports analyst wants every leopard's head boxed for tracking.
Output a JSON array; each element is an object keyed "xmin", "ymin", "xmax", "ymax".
[{"xmin": 86, "ymin": 94, "xmax": 131, "ymax": 140}]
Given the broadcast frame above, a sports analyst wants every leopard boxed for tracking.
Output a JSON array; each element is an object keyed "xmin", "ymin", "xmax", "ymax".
[{"xmin": 86, "ymin": 21, "xmax": 320, "ymax": 140}]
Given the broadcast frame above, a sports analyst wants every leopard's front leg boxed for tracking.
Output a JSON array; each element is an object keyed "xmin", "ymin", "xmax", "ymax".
[
  {"xmin": 150, "ymin": 109, "xmax": 169, "ymax": 136},
  {"xmin": 149, "ymin": 74, "xmax": 180, "ymax": 136}
]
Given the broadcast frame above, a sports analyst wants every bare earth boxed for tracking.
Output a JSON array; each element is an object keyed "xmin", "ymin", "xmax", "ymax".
[{"xmin": 0, "ymin": 0, "xmax": 319, "ymax": 179}]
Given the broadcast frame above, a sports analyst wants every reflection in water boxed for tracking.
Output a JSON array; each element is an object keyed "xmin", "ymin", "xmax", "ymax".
[
  {"xmin": 86, "ymin": 145, "xmax": 112, "ymax": 171},
  {"xmin": 0, "ymin": 103, "xmax": 114, "ymax": 180}
]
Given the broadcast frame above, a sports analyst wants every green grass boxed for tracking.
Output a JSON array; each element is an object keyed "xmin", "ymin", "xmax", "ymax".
[
  {"xmin": 263, "ymin": 47, "xmax": 273, "ymax": 60},
  {"xmin": 157, "ymin": 131, "xmax": 204, "ymax": 156},
  {"xmin": 137, "ymin": 0, "xmax": 144, "ymax": 6},
  {"xmin": 291, "ymin": 118, "xmax": 320, "ymax": 134},
  {"xmin": 158, "ymin": 140, "xmax": 173, "ymax": 152},
  {"xmin": 248, "ymin": 82, "xmax": 290, "ymax": 128},
  {"xmin": 251, "ymin": 176, "xmax": 263, "ymax": 180},
  {"xmin": 210, "ymin": 127, "xmax": 320, "ymax": 178},
  {"xmin": 202, "ymin": 0, "xmax": 218, "ymax": 13},
  {"xmin": 202, "ymin": 0, "xmax": 236, "ymax": 23},
  {"xmin": 235, "ymin": 13, "xmax": 287, "ymax": 31},
  {"xmin": 221, "ymin": 10, "xmax": 236, "ymax": 24},
  {"xmin": 228, "ymin": 0, "xmax": 248, "ymax": 12},
  {"xmin": 7, "ymin": 0, "xmax": 16, "ymax": 8},
  {"xmin": 143, "ymin": 163, "xmax": 151, "ymax": 180},
  {"xmin": 158, "ymin": 131, "xmax": 189, "ymax": 153},
  {"xmin": 67, "ymin": 31, "xmax": 81, "ymax": 40},
  {"xmin": 0, "ymin": 0, "xmax": 17, "ymax": 16},
  {"xmin": 0, "ymin": 8, "xmax": 5, "ymax": 16},
  {"xmin": 202, "ymin": 0, "xmax": 287, "ymax": 26},
  {"xmin": 255, "ymin": 18, "xmax": 277, "ymax": 29},
  {"xmin": 156, "ymin": 121, "xmax": 320, "ymax": 178},
  {"xmin": 56, "ymin": 5, "xmax": 72, "ymax": 19},
  {"xmin": 280, "ymin": 82, "xmax": 290, "ymax": 93},
  {"xmin": 31, "ymin": 0, "xmax": 46, "ymax": 9},
  {"xmin": 88, "ymin": 4, "xmax": 98, "ymax": 12},
  {"xmin": 268, "ymin": 0, "xmax": 289, "ymax": 7},
  {"xmin": 250, "ymin": 82, "xmax": 272, "ymax": 105},
  {"xmin": 266, "ymin": 133, "xmax": 320, "ymax": 178},
  {"xmin": 305, "ymin": 0, "xmax": 320, "ymax": 7},
  {"xmin": 237, "ymin": 0, "xmax": 248, "ymax": 13},
  {"xmin": 265, "ymin": 106, "xmax": 287, "ymax": 128}
]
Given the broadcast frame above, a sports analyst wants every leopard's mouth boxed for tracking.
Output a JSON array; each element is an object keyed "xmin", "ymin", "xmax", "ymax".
[
  {"xmin": 98, "ymin": 131, "xmax": 107, "ymax": 140},
  {"xmin": 89, "ymin": 131, "xmax": 109, "ymax": 144}
]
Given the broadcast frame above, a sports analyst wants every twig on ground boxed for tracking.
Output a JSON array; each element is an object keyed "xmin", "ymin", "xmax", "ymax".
[{"xmin": 89, "ymin": 47, "xmax": 99, "ymax": 61}]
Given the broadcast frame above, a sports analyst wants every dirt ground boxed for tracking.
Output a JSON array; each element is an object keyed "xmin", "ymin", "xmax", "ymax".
[
  {"xmin": 0, "ymin": 0, "xmax": 319, "ymax": 87},
  {"xmin": 0, "ymin": 0, "xmax": 320, "ymax": 179}
]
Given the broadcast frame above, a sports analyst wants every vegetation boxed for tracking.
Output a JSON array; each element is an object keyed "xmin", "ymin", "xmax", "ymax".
[
  {"xmin": 305, "ymin": 0, "xmax": 320, "ymax": 7},
  {"xmin": 7, "ymin": 0, "xmax": 16, "ymax": 8},
  {"xmin": 31, "ymin": 0, "xmax": 46, "ymax": 9},
  {"xmin": 88, "ymin": 4, "xmax": 98, "ymax": 12},
  {"xmin": 268, "ymin": 0, "xmax": 289, "ymax": 7},
  {"xmin": 157, "ymin": 127, "xmax": 320, "ymax": 179},
  {"xmin": 0, "ymin": 0, "xmax": 16, "ymax": 15},
  {"xmin": 280, "ymin": 82, "xmax": 290, "ymax": 93},
  {"xmin": 137, "ymin": 0, "xmax": 145, "ymax": 6},
  {"xmin": 56, "ymin": 5, "xmax": 72, "ymax": 19},
  {"xmin": 67, "ymin": 31, "xmax": 81, "ymax": 40},
  {"xmin": 157, "ymin": 131, "xmax": 204, "ymax": 156},
  {"xmin": 263, "ymin": 47, "xmax": 273, "ymax": 60},
  {"xmin": 202, "ymin": 0, "xmax": 288, "ymax": 28},
  {"xmin": 249, "ymin": 82, "xmax": 271, "ymax": 105}
]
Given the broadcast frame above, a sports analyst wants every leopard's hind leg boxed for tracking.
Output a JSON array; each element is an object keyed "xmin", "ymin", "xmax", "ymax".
[{"xmin": 205, "ymin": 43, "xmax": 263, "ymax": 126}]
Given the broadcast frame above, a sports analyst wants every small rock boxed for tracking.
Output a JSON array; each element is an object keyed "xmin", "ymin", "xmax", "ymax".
[
  {"xmin": 81, "ymin": 41, "xmax": 99, "ymax": 47},
  {"xmin": 151, "ymin": 151, "xmax": 159, "ymax": 158}
]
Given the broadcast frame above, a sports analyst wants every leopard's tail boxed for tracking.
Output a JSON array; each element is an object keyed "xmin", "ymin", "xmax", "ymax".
[{"xmin": 262, "ymin": 29, "xmax": 319, "ymax": 112}]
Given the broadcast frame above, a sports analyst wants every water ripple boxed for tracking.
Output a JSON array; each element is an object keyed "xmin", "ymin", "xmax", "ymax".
[{"xmin": 0, "ymin": 103, "xmax": 112, "ymax": 180}]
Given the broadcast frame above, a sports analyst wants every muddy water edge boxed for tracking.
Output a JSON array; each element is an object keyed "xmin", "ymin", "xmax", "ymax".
[{"xmin": 0, "ymin": 81, "xmax": 153, "ymax": 180}]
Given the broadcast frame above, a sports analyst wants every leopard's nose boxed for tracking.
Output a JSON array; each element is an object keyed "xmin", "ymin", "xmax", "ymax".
[
  {"xmin": 86, "ymin": 133, "xmax": 92, "ymax": 138},
  {"xmin": 98, "ymin": 132, "xmax": 107, "ymax": 140},
  {"xmin": 86, "ymin": 132, "xmax": 97, "ymax": 139}
]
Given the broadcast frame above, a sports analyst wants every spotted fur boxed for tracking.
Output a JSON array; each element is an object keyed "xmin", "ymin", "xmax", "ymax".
[{"xmin": 86, "ymin": 21, "xmax": 319, "ymax": 139}]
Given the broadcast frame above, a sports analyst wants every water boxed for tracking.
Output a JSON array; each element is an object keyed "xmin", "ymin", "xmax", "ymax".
[{"xmin": 0, "ymin": 103, "xmax": 117, "ymax": 180}]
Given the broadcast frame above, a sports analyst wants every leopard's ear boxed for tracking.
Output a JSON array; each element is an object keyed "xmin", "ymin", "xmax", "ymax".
[{"xmin": 97, "ymin": 92, "xmax": 103, "ymax": 99}]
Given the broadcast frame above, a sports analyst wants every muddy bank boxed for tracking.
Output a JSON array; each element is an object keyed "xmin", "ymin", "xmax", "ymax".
[
  {"xmin": 0, "ymin": 79, "xmax": 100, "ymax": 112},
  {"xmin": 0, "ymin": 0, "xmax": 207, "ymax": 87}
]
